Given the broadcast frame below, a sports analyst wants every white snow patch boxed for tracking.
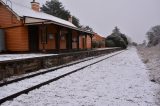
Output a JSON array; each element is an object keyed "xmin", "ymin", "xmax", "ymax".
[
  {"xmin": 0, "ymin": 54, "xmax": 58, "ymax": 62},
  {"xmin": 0, "ymin": 0, "xmax": 76, "ymax": 28},
  {"xmin": 1, "ymin": 47, "xmax": 159, "ymax": 106},
  {"xmin": 0, "ymin": 51, "xmax": 122, "ymax": 100}
]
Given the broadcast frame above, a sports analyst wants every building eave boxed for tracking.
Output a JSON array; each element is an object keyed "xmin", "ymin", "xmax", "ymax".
[
  {"xmin": 24, "ymin": 16, "xmax": 94, "ymax": 35},
  {"xmin": 0, "ymin": 0, "xmax": 93, "ymax": 35}
]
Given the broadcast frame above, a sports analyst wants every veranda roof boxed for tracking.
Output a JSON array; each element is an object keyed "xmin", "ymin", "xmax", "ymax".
[{"xmin": 0, "ymin": 0, "xmax": 93, "ymax": 34}]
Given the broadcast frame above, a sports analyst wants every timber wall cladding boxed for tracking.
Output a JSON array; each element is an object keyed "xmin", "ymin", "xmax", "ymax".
[
  {"xmin": 72, "ymin": 31, "xmax": 78, "ymax": 49},
  {"xmin": 5, "ymin": 26, "xmax": 29, "ymax": 51},
  {"xmin": 79, "ymin": 36, "xmax": 83, "ymax": 49},
  {"xmin": 0, "ymin": 48, "xmax": 122, "ymax": 80},
  {"xmin": 0, "ymin": 4, "xmax": 21, "ymax": 28},
  {"xmin": 86, "ymin": 35, "xmax": 91, "ymax": 49},
  {"xmin": 39, "ymin": 24, "xmax": 57, "ymax": 50},
  {"xmin": 0, "ymin": 4, "xmax": 29, "ymax": 51}
]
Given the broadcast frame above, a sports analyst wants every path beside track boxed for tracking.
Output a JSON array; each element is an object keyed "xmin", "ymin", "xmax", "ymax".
[{"xmin": 2, "ymin": 48, "xmax": 160, "ymax": 106}]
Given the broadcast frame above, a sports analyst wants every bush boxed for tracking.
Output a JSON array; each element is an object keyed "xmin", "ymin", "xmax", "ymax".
[
  {"xmin": 146, "ymin": 25, "xmax": 160, "ymax": 47},
  {"xmin": 106, "ymin": 34, "xmax": 127, "ymax": 49},
  {"xmin": 105, "ymin": 27, "xmax": 128, "ymax": 49},
  {"xmin": 105, "ymin": 40, "xmax": 116, "ymax": 47},
  {"xmin": 120, "ymin": 34, "xmax": 128, "ymax": 45},
  {"xmin": 132, "ymin": 42, "xmax": 138, "ymax": 46},
  {"xmin": 99, "ymin": 40, "xmax": 105, "ymax": 48},
  {"xmin": 92, "ymin": 40, "xmax": 105, "ymax": 48},
  {"xmin": 92, "ymin": 40, "xmax": 99, "ymax": 48}
]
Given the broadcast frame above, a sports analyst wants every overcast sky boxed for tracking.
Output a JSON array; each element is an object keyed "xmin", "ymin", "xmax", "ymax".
[{"xmin": 12, "ymin": 0, "xmax": 160, "ymax": 43}]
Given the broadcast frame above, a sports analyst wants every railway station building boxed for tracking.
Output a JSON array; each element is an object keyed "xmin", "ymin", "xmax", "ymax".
[{"xmin": 0, "ymin": 0, "xmax": 94, "ymax": 53}]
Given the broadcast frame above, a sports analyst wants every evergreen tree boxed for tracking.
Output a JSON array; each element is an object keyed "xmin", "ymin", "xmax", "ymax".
[
  {"xmin": 72, "ymin": 16, "xmax": 80, "ymax": 27},
  {"xmin": 41, "ymin": 0, "xmax": 80, "ymax": 27},
  {"xmin": 80, "ymin": 25, "xmax": 94, "ymax": 32},
  {"xmin": 105, "ymin": 27, "xmax": 128, "ymax": 49},
  {"xmin": 112, "ymin": 26, "xmax": 120, "ymax": 34},
  {"xmin": 120, "ymin": 34, "xmax": 128, "ymax": 45}
]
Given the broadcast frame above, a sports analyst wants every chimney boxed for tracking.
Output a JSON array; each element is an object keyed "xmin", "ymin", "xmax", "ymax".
[
  {"xmin": 68, "ymin": 15, "xmax": 73, "ymax": 23},
  {"xmin": 31, "ymin": 0, "xmax": 40, "ymax": 12}
]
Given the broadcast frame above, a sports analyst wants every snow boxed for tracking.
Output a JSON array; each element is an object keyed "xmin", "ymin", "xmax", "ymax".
[
  {"xmin": 0, "ymin": 55, "xmax": 98, "ymax": 83},
  {"xmin": 0, "ymin": 51, "xmax": 123, "ymax": 99},
  {"xmin": 0, "ymin": 48, "xmax": 118, "ymax": 62},
  {"xmin": 1, "ymin": 47, "xmax": 159, "ymax": 106},
  {"xmin": 93, "ymin": 47, "xmax": 120, "ymax": 51},
  {"xmin": 0, "ymin": 0, "xmax": 76, "ymax": 28},
  {"xmin": 0, "ymin": 54, "xmax": 58, "ymax": 62},
  {"xmin": 137, "ymin": 45, "xmax": 160, "ymax": 84}
]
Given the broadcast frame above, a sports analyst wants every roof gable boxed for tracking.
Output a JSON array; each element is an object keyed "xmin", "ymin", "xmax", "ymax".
[
  {"xmin": 0, "ymin": 0, "xmax": 93, "ymax": 34},
  {"xmin": 0, "ymin": 0, "xmax": 76, "ymax": 28}
]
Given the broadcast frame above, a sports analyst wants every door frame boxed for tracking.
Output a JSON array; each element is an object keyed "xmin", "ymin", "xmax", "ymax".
[{"xmin": 28, "ymin": 25, "xmax": 39, "ymax": 52}]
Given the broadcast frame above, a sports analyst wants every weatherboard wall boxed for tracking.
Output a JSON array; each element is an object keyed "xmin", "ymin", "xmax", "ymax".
[
  {"xmin": 0, "ymin": 2, "xmax": 92, "ymax": 53},
  {"xmin": 0, "ymin": 3, "xmax": 29, "ymax": 52},
  {"xmin": 5, "ymin": 26, "xmax": 29, "ymax": 51}
]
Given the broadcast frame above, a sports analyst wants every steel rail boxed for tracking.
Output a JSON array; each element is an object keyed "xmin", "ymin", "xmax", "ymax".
[{"xmin": 0, "ymin": 51, "xmax": 124, "ymax": 104}]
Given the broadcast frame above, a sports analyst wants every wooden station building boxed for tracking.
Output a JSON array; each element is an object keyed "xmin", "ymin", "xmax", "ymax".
[
  {"xmin": 0, "ymin": 0, "xmax": 94, "ymax": 53},
  {"xmin": 93, "ymin": 33, "xmax": 106, "ymax": 48}
]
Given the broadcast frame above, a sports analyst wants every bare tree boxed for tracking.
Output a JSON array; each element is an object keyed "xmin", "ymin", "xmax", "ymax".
[{"xmin": 146, "ymin": 25, "xmax": 160, "ymax": 47}]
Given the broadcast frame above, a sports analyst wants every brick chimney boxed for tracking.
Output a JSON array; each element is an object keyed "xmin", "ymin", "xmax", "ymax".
[
  {"xmin": 68, "ymin": 15, "xmax": 73, "ymax": 23},
  {"xmin": 31, "ymin": 0, "xmax": 40, "ymax": 12}
]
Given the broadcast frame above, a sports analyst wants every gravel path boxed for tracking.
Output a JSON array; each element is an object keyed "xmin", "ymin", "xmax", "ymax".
[{"xmin": 2, "ymin": 47, "xmax": 159, "ymax": 106}]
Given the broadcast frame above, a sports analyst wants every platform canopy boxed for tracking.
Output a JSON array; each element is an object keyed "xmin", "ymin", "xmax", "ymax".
[{"xmin": 0, "ymin": 0, "xmax": 94, "ymax": 35}]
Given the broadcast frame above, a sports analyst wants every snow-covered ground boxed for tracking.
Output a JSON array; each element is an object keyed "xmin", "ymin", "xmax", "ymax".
[
  {"xmin": 1, "ymin": 47, "xmax": 160, "ymax": 106},
  {"xmin": 0, "ymin": 51, "xmax": 122, "ymax": 100},
  {"xmin": 0, "ymin": 55, "xmax": 100, "ymax": 83},
  {"xmin": 0, "ymin": 54, "xmax": 58, "ymax": 62},
  {"xmin": 0, "ymin": 48, "xmax": 117, "ymax": 62},
  {"xmin": 0, "ymin": 48, "xmax": 119, "ymax": 62},
  {"xmin": 137, "ymin": 44, "xmax": 160, "ymax": 83}
]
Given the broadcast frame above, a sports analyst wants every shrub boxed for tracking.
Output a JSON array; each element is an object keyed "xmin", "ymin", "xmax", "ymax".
[
  {"xmin": 105, "ymin": 27, "xmax": 128, "ymax": 49},
  {"xmin": 105, "ymin": 40, "xmax": 116, "ymax": 47},
  {"xmin": 146, "ymin": 25, "xmax": 160, "ymax": 47},
  {"xmin": 99, "ymin": 40, "xmax": 105, "ymax": 48},
  {"xmin": 92, "ymin": 40, "xmax": 99, "ymax": 48}
]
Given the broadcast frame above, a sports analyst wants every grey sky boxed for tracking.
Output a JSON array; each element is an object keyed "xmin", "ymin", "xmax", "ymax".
[{"xmin": 12, "ymin": 0, "xmax": 160, "ymax": 43}]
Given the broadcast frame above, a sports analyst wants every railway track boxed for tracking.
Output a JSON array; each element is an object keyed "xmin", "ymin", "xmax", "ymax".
[
  {"xmin": 0, "ymin": 52, "xmax": 112, "ymax": 87},
  {"xmin": 0, "ymin": 50, "xmax": 124, "ymax": 105}
]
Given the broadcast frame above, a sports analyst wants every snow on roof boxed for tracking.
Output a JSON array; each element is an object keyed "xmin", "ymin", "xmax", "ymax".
[{"xmin": 0, "ymin": 0, "xmax": 76, "ymax": 28}]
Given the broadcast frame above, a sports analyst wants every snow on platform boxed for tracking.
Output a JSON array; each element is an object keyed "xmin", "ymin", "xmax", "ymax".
[
  {"xmin": 0, "ymin": 54, "xmax": 58, "ymax": 62},
  {"xmin": 0, "ymin": 47, "xmax": 118, "ymax": 62},
  {"xmin": 0, "ymin": 51, "xmax": 122, "ymax": 100},
  {"xmin": 2, "ymin": 47, "xmax": 160, "ymax": 106}
]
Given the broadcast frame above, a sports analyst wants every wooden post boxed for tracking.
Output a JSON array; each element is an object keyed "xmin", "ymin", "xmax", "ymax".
[
  {"xmin": 40, "ymin": 24, "xmax": 48, "ymax": 52},
  {"xmin": 66, "ymin": 32, "xmax": 69, "ymax": 50},
  {"xmin": 85, "ymin": 34, "xmax": 87, "ymax": 50},
  {"xmin": 90, "ymin": 34, "xmax": 93, "ymax": 50},
  {"xmin": 67, "ymin": 29, "xmax": 72, "ymax": 51},
  {"xmin": 56, "ymin": 27, "xmax": 61, "ymax": 53},
  {"xmin": 77, "ymin": 33, "xmax": 80, "ymax": 50},
  {"xmin": 70, "ymin": 30, "xmax": 73, "ymax": 50}
]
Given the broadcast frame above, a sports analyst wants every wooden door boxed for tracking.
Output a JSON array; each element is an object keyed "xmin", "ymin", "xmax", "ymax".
[
  {"xmin": 82, "ymin": 38, "xmax": 86, "ymax": 49},
  {"xmin": 28, "ymin": 25, "xmax": 39, "ymax": 52}
]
